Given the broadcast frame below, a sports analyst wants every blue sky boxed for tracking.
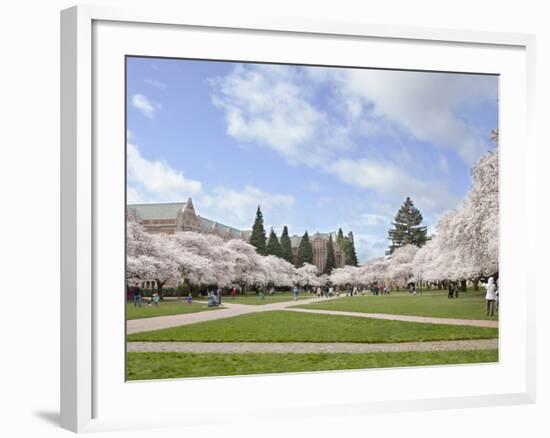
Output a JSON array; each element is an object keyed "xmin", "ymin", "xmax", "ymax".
[{"xmin": 126, "ymin": 57, "xmax": 498, "ymax": 263}]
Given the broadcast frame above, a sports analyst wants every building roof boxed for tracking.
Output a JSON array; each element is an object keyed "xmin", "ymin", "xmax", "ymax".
[
  {"xmin": 127, "ymin": 202, "xmax": 184, "ymax": 221},
  {"xmin": 127, "ymin": 202, "xmax": 338, "ymax": 248},
  {"xmin": 128, "ymin": 202, "xmax": 250, "ymax": 239}
]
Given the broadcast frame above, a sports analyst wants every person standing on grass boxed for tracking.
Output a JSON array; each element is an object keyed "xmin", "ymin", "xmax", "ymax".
[
  {"xmin": 293, "ymin": 285, "xmax": 299, "ymax": 301},
  {"xmin": 186, "ymin": 293, "xmax": 192, "ymax": 304},
  {"xmin": 259, "ymin": 286, "xmax": 265, "ymax": 301},
  {"xmin": 133, "ymin": 285, "xmax": 142, "ymax": 307},
  {"xmin": 483, "ymin": 277, "xmax": 497, "ymax": 317},
  {"xmin": 231, "ymin": 287, "xmax": 237, "ymax": 299},
  {"xmin": 447, "ymin": 282, "xmax": 454, "ymax": 299}
]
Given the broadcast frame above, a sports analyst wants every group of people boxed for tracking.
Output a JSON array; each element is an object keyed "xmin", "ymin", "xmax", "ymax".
[
  {"xmin": 129, "ymin": 285, "xmax": 159, "ymax": 307},
  {"xmin": 206, "ymin": 288, "xmax": 223, "ymax": 307},
  {"xmin": 447, "ymin": 282, "xmax": 460, "ymax": 299}
]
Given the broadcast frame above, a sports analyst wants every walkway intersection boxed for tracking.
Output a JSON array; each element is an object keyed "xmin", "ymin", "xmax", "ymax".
[{"xmin": 127, "ymin": 295, "xmax": 498, "ymax": 334}]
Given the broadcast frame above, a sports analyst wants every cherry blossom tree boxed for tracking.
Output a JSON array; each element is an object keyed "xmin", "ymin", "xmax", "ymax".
[
  {"xmin": 329, "ymin": 265, "xmax": 360, "ymax": 286},
  {"xmin": 411, "ymin": 147, "xmax": 499, "ymax": 285},
  {"xmin": 296, "ymin": 263, "xmax": 321, "ymax": 287},
  {"xmin": 386, "ymin": 244, "xmax": 419, "ymax": 288}
]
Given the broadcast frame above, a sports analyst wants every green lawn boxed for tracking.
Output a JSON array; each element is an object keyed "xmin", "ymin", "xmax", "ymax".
[
  {"xmin": 294, "ymin": 290, "xmax": 498, "ymax": 320},
  {"xmin": 223, "ymin": 291, "xmax": 313, "ymax": 305},
  {"xmin": 126, "ymin": 300, "xmax": 219, "ymax": 320},
  {"xmin": 127, "ymin": 310, "xmax": 498, "ymax": 343},
  {"xmin": 126, "ymin": 349, "xmax": 499, "ymax": 380}
]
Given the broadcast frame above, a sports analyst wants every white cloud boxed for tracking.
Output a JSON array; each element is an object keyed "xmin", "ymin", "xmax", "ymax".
[
  {"xmin": 328, "ymin": 158, "xmax": 456, "ymax": 214},
  {"xmin": 338, "ymin": 69, "xmax": 497, "ymax": 163},
  {"xmin": 144, "ymin": 78, "xmax": 167, "ymax": 90},
  {"xmin": 199, "ymin": 185, "xmax": 294, "ymax": 229},
  {"xmin": 352, "ymin": 233, "xmax": 388, "ymax": 263},
  {"xmin": 131, "ymin": 93, "xmax": 156, "ymax": 119},
  {"xmin": 209, "ymin": 64, "xmax": 492, "ymax": 218},
  {"xmin": 358, "ymin": 213, "xmax": 390, "ymax": 226},
  {"xmin": 127, "ymin": 143, "xmax": 295, "ymax": 229},
  {"xmin": 438, "ymin": 155, "xmax": 449, "ymax": 174},
  {"xmin": 127, "ymin": 143, "xmax": 202, "ymax": 202},
  {"xmin": 210, "ymin": 65, "xmax": 353, "ymax": 166}
]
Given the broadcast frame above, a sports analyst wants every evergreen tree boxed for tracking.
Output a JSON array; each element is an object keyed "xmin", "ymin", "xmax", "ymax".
[
  {"xmin": 336, "ymin": 228, "xmax": 358, "ymax": 267},
  {"xmin": 323, "ymin": 235, "xmax": 336, "ymax": 275},
  {"xmin": 249, "ymin": 205, "xmax": 267, "ymax": 255},
  {"xmin": 337, "ymin": 228, "xmax": 345, "ymax": 243},
  {"xmin": 297, "ymin": 231, "xmax": 313, "ymax": 267},
  {"xmin": 387, "ymin": 197, "xmax": 428, "ymax": 255},
  {"xmin": 266, "ymin": 228, "xmax": 282, "ymax": 257},
  {"xmin": 344, "ymin": 232, "xmax": 359, "ymax": 266},
  {"xmin": 280, "ymin": 225, "xmax": 293, "ymax": 263}
]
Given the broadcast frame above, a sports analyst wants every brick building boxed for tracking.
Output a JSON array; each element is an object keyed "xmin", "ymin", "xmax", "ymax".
[{"xmin": 127, "ymin": 198, "xmax": 348, "ymax": 272}]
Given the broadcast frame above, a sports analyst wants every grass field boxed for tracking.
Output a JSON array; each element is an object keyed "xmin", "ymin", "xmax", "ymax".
[
  {"xmin": 126, "ymin": 300, "xmax": 219, "ymax": 320},
  {"xmin": 294, "ymin": 290, "xmax": 498, "ymax": 320},
  {"xmin": 127, "ymin": 310, "xmax": 498, "ymax": 343},
  {"xmin": 220, "ymin": 291, "xmax": 313, "ymax": 305},
  {"xmin": 126, "ymin": 349, "xmax": 499, "ymax": 380}
]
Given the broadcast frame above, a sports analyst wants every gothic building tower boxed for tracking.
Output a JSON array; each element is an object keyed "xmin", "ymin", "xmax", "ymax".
[{"xmin": 176, "ymin": 198, "xmax": 201, "ymax": 232}]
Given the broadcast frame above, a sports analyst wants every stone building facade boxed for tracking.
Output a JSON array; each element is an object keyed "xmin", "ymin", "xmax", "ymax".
[{"xmin": 127, "ymin": 198, "xmax": 346, "ymax": 272}]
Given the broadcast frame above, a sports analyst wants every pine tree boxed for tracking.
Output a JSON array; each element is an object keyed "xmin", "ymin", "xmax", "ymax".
[
  {"xmin": 266, "ymin": 228, "xmax": 282, "ymax": 257},
  {"xmin": 337, "ymin": 228, "xmax": 345, "ymax": 243},
  {"xmin": 323, "ymin": 235, "xmax": 336, "ymax": 275},
  {"xmin": 336, "ymin": 228, "xmax": 358, "ymax": 267},
  {"xmin": 297, "ymin": 231, "xmax": 313, "ymax": 267},
  {"xmin": 280, "ymin": 225, "xmax": 293, "ymax": 263},
  {"xmin": 249, "ymin": 205, "xmax": 267, "ymax": 255},
  {"xmin": 387, "ymin": 197, "xmax": 428, "ymax": 255},
  {"xmin": 345, "ymin": 232, "xmax": 359, "ymax": 266}
]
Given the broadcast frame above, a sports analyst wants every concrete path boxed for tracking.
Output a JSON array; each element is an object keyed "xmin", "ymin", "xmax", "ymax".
[
  {"xmin": 127, "ymin": 296, "xmax": 498, "ymax": 334},
  {"xmin": 127, "ymin": 296, "xmax": 339, "ymax": 334},
  {"xmin": 127, "ymin": 338, "xmax": 498, "ymax": 353},
  {"xmin": 285, "ymin": 308, "xmax": 499, "ymax": 328}
]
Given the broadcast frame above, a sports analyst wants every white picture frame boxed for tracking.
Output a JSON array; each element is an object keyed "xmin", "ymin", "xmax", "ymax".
[{"xmin": 60, "ymin": 4, "xmax": 537, "ymax": 433}]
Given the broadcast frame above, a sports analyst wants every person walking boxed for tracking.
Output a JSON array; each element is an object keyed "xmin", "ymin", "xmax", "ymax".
[
  {"xmin": 483, "ymin": 277, "xmax": 497, "ymax": 317},
  {"xmin": 186, "ymin": 293, "xmax": 192, "ymax": 304},
  {"xmin": 133, "ymin": 285, "xmax": 142, "ymax": 307},
  {"xmin": 293, "ymin": 286, "xmax": 299, "ymax": 301}
]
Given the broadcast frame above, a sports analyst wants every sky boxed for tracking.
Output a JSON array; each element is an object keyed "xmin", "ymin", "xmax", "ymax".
[{"xmin": 126, "ymin": 56, "xmax": 498, "ymax": 263}]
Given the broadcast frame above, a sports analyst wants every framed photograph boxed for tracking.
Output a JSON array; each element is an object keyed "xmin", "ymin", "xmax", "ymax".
[{"xmin": 61, "ymin": 5, "xmax": 536, "ymax": 433}]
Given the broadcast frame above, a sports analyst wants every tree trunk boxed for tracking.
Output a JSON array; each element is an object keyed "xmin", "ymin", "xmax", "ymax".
[
  {"xmin": 460, "ymin": 279, "xmax": 467, "ymax": 291},
  {"xmin": 473, "ymin": 278, "xmax": 479, "ymax": 291},
  {"xmin": 156, "ymin": 279, "xmax": 166, "ymax": 300}
]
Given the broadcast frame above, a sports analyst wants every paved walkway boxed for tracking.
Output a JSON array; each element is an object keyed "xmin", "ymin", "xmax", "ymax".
[
  {"xmin": 127, "ymin": 296, "xmax": 498, "ymax": 334},
  {"xmin": 285, "ymin": 308, "xmax": 499, "ymax": 328},
  {"xmin": 127, "ymin": 338, "xmax": 498, "ymax": 353},
  {"xmin": 127, "ymin": 296, "xmax": 338, "ymax": 334}
]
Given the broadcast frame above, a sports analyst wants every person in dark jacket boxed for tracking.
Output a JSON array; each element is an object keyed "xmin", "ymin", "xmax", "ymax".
[
  {"xmin": 133, "ymin": 285, "xmax": 142, "ymax": 307},
  {"xmin": 447, "ymin": 282, "xmax": 454, "ymax": 299}
]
